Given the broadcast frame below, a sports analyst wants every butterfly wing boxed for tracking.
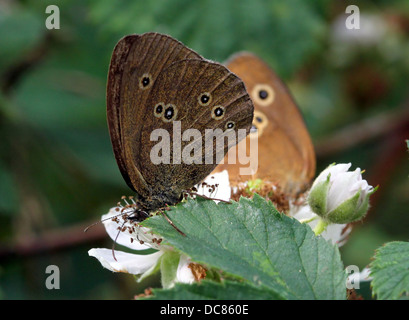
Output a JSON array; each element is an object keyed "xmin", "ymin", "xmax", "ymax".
[
  {"xmin": 134, "ymin": 59, "xmax": 253, "ymax": 209},
  {"xmin": 107, "ymin": 33, "xmax": 202, "ymax": 195},
  {"xmin": 215, "ymin": 52, "xmax": 316, "ymax": 195}
]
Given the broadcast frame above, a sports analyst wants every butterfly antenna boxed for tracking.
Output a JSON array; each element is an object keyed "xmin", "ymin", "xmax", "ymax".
[
  {"xmin": 84, "ymin": 196, "xmax": 137, "ymax": 232},
  {"xmin": 83, "ymin": 210, "xmax": 130, "ymax": 233},
  {"xmin": 83, "ymin": 220, "xmax": 104, "ymax": 233}
]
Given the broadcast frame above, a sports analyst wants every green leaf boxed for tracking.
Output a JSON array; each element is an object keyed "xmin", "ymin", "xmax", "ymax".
[
  {"xmin": 144, "ymin": 280, "xmax": 284, "ymax": 300},
  {"xmin": 143, "ymin": 195, "xmax": 346, "ymax": 300},
  {"xmin": 370, "ymin": 241, "xmax": 409, "ymax": 300},
  {"xmin": 0, "ymin": 9, "xmax": 44, "ymax": 71},
  {"xmin": 89, "ymin": 0, "xmax": 326, "ymax": 77}
]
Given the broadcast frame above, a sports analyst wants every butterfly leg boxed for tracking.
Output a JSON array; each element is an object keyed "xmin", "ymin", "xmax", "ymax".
[{"xmin": 159, "ymin": 206, "xmax": 186, "ymax": 237}]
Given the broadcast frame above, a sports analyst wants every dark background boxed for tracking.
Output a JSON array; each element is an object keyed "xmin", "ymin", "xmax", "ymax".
[{"xmin": 0, "ymin": 0, "xmax": 408, "ymax": 299}]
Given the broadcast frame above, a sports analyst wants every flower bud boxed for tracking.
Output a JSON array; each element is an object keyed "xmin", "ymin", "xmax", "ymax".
[{"xmin": 308, "ymin": 163, "xmax": 376, "ymax": 224}]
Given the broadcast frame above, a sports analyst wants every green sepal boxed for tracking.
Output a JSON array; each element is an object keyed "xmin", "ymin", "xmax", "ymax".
[
  {"xmin": 160, "ymin": 250, "xmax": 180, "ymax": 289},
  {"xmin": 326, "ymin": 190, "xmax": 363, "ymax": 224},
  {"xmin": 308, "ymin": 173, "xmax": 330, "ymax": 217}
]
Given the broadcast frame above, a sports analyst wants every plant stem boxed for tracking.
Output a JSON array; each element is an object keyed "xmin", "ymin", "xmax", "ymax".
[
  {"xmin": 313, "ymin": 219, "xmax": 329, "ymax": 235},
  {"xmin": 299, "ymin": 216, "xmax": 319, "ymax": 224}
]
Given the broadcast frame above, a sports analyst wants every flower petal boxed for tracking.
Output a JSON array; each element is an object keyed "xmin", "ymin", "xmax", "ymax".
[
  {"xmin": 314, "ymin": 163, "xmax": 351, "ymax": 186},
  {"xmin": 327, "ymin": 171, "xmax": 360, "ymax": 212},
  {"xmin": 196, "ymin": 170, "xmax": 231, "ymax": 202},
  {"xmin": 176, "ymin": 254, "xmax": 195, "ymax": 284},
  {"xmin": 88, "ymin": 248, "xmax": 163, "ymax": 274},
  {"xmin": 328, "ymin": 163, "xmax": 352, "ymax": 178},
  {"xmin": 101, "ymin": 208, "xmax": 151, "ymax": 251}
]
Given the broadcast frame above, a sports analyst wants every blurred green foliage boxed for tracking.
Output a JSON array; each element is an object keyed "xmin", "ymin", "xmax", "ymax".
[{"xmin": 0, "ymin": 0, "xmax": 408, "ymax": 299}]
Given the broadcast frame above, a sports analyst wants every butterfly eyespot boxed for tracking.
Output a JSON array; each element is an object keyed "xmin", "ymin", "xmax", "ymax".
[
  {"xmin": 139, "ymin": 73, "xmax": 152, "ymax": 89},
  {"xmin": 252, "ymin": 110, "xmax": 268, "ymax": 137},
  {"xmin": 162, "ymin": 104, "xmax": 178, "ymax": 122},
  {"xmin": 259, "ymin": 90, "xmax": 268, "ymax": 100},
  {"xmin": 225, "ymin": 121, "xmax": 235, "ymax": 130},
  {"xmin": 251, "ymin": 84, "xmax": 275, "ymax": 106},
  {"xmin": 211, "ymin": 105, "xmax": 225, "ymax": 120},
  {"xmin": 198, "ymin": 92, "xmax": 212, "ymax": 106},
  {"xmin": 154, "ymin": 103, "xmax": 164, "ymax": 118}
]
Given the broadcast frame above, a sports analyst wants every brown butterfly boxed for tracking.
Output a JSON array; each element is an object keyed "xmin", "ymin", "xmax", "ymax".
[
  {"xmin": 213, "ymin": 52, "xmax": 316, "ymax": 196},
  {"xmin": 106, "ymin": 33, "xmax": 254, "ymax": 219}
]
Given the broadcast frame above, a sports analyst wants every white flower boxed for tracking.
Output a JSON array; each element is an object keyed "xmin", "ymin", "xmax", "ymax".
[
  {"xmin": 308, "ymin": 163, "xmax": 376, "ymax": 224},
  {"xmin": 88, "ymin": 207, "xmax": 194, "ymax": 288},
  {"xmin": 195, "ymin": 170, "xmax": 231, "ymax": 202},
  {"xmin": 88, "ymin": 170, "xmax": 231, "ymax": 288},
  {"xmin": 289, "ymin": 202, "xmax": 351, "ymax": 247}
]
